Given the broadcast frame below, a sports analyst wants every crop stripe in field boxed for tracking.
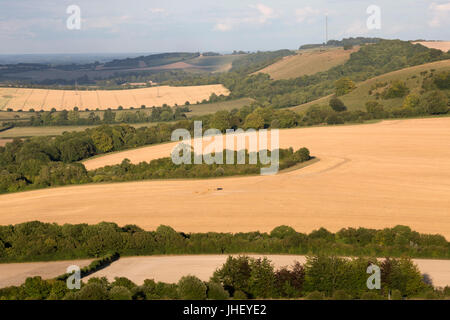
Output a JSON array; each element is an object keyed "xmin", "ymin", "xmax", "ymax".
[
  {"xmin": 96, "ymin": 91, "xmax": 101, "ymax": 108},
  {"xmin": 114, "ymin": 92, "xmax": 120, "ymax": 107},
  {"xmin": 22, "ymin": 89, "xmax": 34, "ymax": 109},
  {"xmin": 40, "ymin": 90, "xmax": 50, "ymax": 109},
  {"xmin": 60, "ymin": 90, "xmax": 65, "ymax": 109},
  {"xmin": 131, "ymin": 92, "xmax": 138, "ymax": 107}
]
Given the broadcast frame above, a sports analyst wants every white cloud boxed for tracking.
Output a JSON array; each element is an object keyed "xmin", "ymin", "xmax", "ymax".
[
  {"xmin": 149, "ymin": 8, "xmax": 166, "ymax": 14},
  {"xmin": 214, "ymin": 22, "xmax": 233, "ymax": 32},
  {"xmin": 84, "ymin": 15, "xmax": 131, "ymax": 32},
  {"xmin": 213, "ymin": 3, "xmax": 277, "ymax": 32},
  {"xmin": 295, "ymin": 6, "xmax": 321, "ymax": 23},
  {"xmin": 429, "ymin": 2, "xmax": 450, "ymax": 27},
  {"xmin": 254, "ymin": 4, "xmax": 277, "ymax": 23}
]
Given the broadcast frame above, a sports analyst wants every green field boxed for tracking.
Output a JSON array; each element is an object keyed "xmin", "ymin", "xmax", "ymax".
[
  {"xmin": 185, "ymin": 54, "xmax": 244, "ymax": 73},
  {"xmin": 290, "ymin": 60, "xmax": 450, "ymax": 113},
  {"xmin": 187, "ymin": 98, "xmax": 254, "ymax": 117},
  {"xmin": 0, "ymin": 123, "xmax": 160, "ymax": 139}
]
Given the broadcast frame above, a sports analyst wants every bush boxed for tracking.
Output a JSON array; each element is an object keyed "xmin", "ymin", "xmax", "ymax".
[
  {"xmin": 207, "ymin": 282, "xmax": 230, "ymax": 300},
  {"xmin": 76, "ymin": 283, "xmax": 109, "ymax": 300},
  {"xmin": 329, "ymin": 97, "xmax": 347, "ymax": 112},
  {"xmin": 335, "ymin": 78, "xmax": 356, "ymax": 96},
  {"xmin": 177, "ymin": 276, "xmax": 207, "ymax": 300},
  {"xmin": 326, "ymin": 113, "xmax": 344, "ymax": 125},
  {"xmin": 233, "ymin": 290, "xmax": 248, "ymax": 300},
  {"xmin": 305, "ymin": 291, "xmax": 325, "ymax": 300},
  {"xmin": 421, "ymin": 90, "xmax": 448, "ymax": 115},
  {"xmin": 391, "ymin": 289, "xmax": 402, "ymax": 300},
  {"xmin": 332, "ymin": 290, "xmax": 351, "ymax": 300},
  {"xmin": 382, "ymin": 81, "xmax": 409, "ymax": 99},
  {"xmin": 360, "ymin": 292, "xmax": 382, "ymax": 300},
  {"xmin": 109, "ymin": 286, "xmax": 132, "ymax": 300}
]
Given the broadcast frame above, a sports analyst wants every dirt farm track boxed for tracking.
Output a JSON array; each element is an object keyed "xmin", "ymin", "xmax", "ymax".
[{"xmin": 0, "ymin": 117, "xmax": 450, "ymax": 238}]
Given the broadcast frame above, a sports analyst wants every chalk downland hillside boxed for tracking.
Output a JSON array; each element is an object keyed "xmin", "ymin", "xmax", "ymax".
[
  {"xmin": 290, "ymin": 59, "xmax": 450, "ymax": 113},
  {"xmin": 253, "ymin": 47, "xmax": 359, "ymax": 80},
  {"xmin": 0, "ymin": 84, "xmax": 230, "ymax": 111}
]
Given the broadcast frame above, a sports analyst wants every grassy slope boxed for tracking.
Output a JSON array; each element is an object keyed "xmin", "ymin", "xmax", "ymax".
[
  {"xmin": 187, "ymin": 98, "xmax": 254, "ymax": 117},
  {"xmin": 185, "ymin": 54, "xmax": 244, "ymax": 73},
  {"xmin": 253, "ymin": 47, "xmax": 358, "ymax": 80},
  {"xmin": 290, "ymin": 59, "xmax": 450, "ymax": 113}
]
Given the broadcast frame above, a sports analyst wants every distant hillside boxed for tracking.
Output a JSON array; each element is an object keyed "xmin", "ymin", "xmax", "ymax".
[
  {"xmin": 253, "ymin": 46, "xmax": 359, "ymax": 80},
  {"xmin": 230, "ymin": 50, "xmax": 295, "ymax": 74},
  {"xmin": 299, "ymin": 37, "xmax": 382, "ymax": 50},
  {"xmin": 103, "ymin": 52, "xmax": 199, "ymax": 69}
]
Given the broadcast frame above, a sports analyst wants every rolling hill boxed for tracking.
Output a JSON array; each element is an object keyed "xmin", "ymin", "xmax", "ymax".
[{"xmin": 290, "ymin": 59, "xmax": 450, "ymax": 113}]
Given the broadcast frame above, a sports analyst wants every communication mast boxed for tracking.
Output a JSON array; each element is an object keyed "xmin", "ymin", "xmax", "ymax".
[{"xmin": 325, "ymin": 15, "xmax": 328, "ymax": 46}]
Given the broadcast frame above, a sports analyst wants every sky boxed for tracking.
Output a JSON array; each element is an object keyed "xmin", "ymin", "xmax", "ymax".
[{"xmin": 0, "ymin": 0, "xmax": 449, "ymax": 54}]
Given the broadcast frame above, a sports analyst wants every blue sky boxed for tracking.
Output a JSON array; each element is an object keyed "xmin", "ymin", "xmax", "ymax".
[{"xmin": 0, "ymin": 0, "xmax": 449, "ymax": 54}]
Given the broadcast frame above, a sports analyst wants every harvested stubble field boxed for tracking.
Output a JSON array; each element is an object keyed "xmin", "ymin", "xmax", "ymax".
[
  {"xmin": 0, "ymin": 259, "xmax": 93, "ymax": 288},
  {"xmin": 0, "ymin": 84, "xmax": 230, "ymax": 111},
  {"xmin": 254, "ymin": 47, "xmax": 358, "ymax": 80},
  {"xmin": 83, "ymin": 255, "xmax": 450, "ymax": 287},
  {"xmin": 413, "ymin": 41, "xmax": 450, "ymax": 52},
  {"xmin": 1, "ymin": 117, "xmax": 449, "ymax": 238}
]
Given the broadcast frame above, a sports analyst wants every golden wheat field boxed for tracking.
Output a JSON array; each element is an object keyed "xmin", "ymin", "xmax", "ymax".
[
  {"xmin": 1, "ymin": 117, "xmax": 449, "ymax": 238},
  {"xmin": 0, "ymin": 84, "xmax": 230, "ymax": 111},
  {"xmin": 413, "ymin": 41, "xmax": 450, "ymax": 52}
]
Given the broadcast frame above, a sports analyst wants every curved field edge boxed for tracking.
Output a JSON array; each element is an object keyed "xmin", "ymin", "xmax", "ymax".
[{"xmin": 1, "ymin": 117, "xmax": 449, "ymax": 238}]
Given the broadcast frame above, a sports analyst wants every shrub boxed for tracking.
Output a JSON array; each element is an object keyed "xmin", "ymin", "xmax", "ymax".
[
  {"xmin": 332, "ymin": 290, "xmax": 351, "ymax": 300},
  {"xmin": 207, "ymin": 282, "xmax": 230, "ymax": 300},
  {"xmin": 382, "ymin": 81, "xmax": 409, "ymax": 99},
  {"xmin": 329, "ymin": 97, "xmax": 347, "ymax": 112},
  {"xmin": 305, "ymin": 291, "xmax": 325, "ymax": 300},
  {"xmin": 233, "ymin": 290, "xmax": 248, "ymax": 300},
  {"xmin": 326, "ymin": 113, "xmax": 344, "ymax": 125},
  {"xmin": 76, "ymin": 283, "xmax": 109, "ymax": 300},
  {"xmin": 177, "ymin": 275, "xmax": 207, "ymax": 300},
  {"xmin": 109, "ymin": 286, "xmax": 132, "ymax": 300},
  {"xmin": 360, "ymin": 292, "xmax": 381, "ymax": 300},
  {"xmin": 335, "ymin": 78, "xmax": 356, "ymax": 96},
  {"xmin": 421, "ymin": 90, "xmax": 448, "ymax": 115},
  {"xmin": 391, "ymin": 289, "xmax": 402, "ymax": 300}
]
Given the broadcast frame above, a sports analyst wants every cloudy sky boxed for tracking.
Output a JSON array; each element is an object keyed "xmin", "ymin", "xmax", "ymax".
[{"xmin": 0, "ymin": 0, "xmax": 449, "ymax": 54}]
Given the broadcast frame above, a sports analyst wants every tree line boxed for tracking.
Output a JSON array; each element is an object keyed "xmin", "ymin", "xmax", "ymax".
[
  {"xmin": 1, "ymin": 222, "xmax": 449, "ymax": 264},
  {"xmin": 0, "ymin": 143, "xmax": 310, "ymax": 194}
]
